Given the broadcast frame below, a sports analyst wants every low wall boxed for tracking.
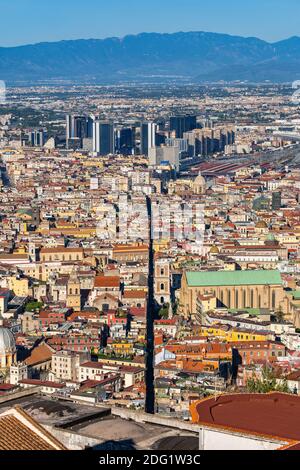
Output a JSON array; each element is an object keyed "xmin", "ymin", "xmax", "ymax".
[
  {"xmin": 43, "ymin": 425, "xmax": 104, "ymax": 450},
  {"xmin": 111, "ymin": 407, "xmax": 198, "ymax": 433},
  {"xmin": 0, "ymin": 387, "xmax": 41, "ymax": 404}
]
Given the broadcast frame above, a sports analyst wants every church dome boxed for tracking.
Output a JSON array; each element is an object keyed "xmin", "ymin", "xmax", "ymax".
[
  {"xmin": 255, "ymin": 220, "xmax": 268, "ymax": 229},
  {"xmin": 0, "ymin": 327, "xmax": 16, "ymax": 356},
  {"xmin": 193, "ymin": 172, "xmax": 207, "ymax": 194},
  {"xmin": 194, "ymin": 172, "xmax": 206, "ymax": 188}
]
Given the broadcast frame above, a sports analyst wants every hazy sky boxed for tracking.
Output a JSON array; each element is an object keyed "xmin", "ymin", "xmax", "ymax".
[{"xmin": 0, "ymin": 0, "xmax": 300, "ymax": 47}]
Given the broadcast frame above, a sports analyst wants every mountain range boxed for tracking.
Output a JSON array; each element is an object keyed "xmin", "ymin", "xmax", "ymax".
[{"xmin": 1, "ymin": 31, "xmax": 300, "ymax": 83}]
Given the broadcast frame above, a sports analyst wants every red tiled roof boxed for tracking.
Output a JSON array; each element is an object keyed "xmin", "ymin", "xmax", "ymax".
[
  {"xmin": 24, "ymin": 343, "xmax": 54, "ymax": 366},
  {"xmin": 19, "ymin": 379, "xmax": 65, "ymax": 388},
  {"xmin": 94, "ymin": 276, "xmax": 120, "ymax": 288},
  {"xmin": 123, "ymin": 290, "xmax": 146, "ymax": 299}
]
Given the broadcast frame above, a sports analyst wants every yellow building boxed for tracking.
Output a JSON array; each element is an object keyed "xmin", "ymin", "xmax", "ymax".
[
  {"xmin": 7, "ymin": 277, "xmax": 29, "ymax": 297},
  {"xmin": 40, "ymin": 247, "xmax": 84, "ymax": 263},
  {"xmin": 22, "ymin": 262, "xmax": 75, "ymax": 282},
  {"xmin": 153, "ymin": 239, "xmax": 169, "ymax": 252},
  {"xmin": 200, "ymin": 325, "xmax": 269, "ymax": 342},
  {"xmin": 108, "ymin": 342, "xmax": 133, "ymax": 356},
  {"xmin": 197, "ymin": 294, "xmax": 217, "ymax": 313}
]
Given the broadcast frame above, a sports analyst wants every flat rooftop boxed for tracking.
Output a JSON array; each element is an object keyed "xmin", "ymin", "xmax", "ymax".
[
  {"xmin": 72, "ymin": 415, "xmax": 175, "ymax": 447},
  {"xmin": 0, "ymin": 396, "xmax": 110, "ymax": 428},
  {"xmin": 0, "ymin": 395, "xmax": 198, "ymax": 450}
]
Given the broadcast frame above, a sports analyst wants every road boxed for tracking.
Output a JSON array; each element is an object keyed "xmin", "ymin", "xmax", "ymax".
[{"xmin": 145, "ymin": 196, "xmax": 155, "ymax": 414}]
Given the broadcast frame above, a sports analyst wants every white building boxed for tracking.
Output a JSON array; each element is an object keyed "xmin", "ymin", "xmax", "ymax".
[{"xmin": 10, "ymin": 362, "xmax": 28, "ymax": 385}]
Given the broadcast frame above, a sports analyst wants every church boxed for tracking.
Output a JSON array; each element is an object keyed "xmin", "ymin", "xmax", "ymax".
[{"xmin": 179, "ymin": 269, "xmax": 290, "ymax": 318}]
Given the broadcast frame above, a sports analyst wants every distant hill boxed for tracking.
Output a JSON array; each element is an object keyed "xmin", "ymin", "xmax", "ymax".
[{"xmin": 1, "ymin": 32, "xmax": 300, "ymax": 83}]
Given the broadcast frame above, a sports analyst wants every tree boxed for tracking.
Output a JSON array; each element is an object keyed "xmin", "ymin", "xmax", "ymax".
[
  {"xmin": 172, "ymin": 300, "xmax": 179, "ymax": 316},
  {"xmin": 25, "ymin": 301, "xmax": 43, "ymax": 312},
  {"xmin": 274, "ymin": 307, "xmax": 285, "ymax": 323},
  {"xmin": 158, "ymin": 304, "xmax": 169, "ymax": 319},
  {"xmin": 246, "ymin": 367, "xmax": 289, "ymax": 394}
]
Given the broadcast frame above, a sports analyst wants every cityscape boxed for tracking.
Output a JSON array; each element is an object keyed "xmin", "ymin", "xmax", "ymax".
[{"xmin": 2, "ymin": 0, "xmax": 300, "ymax": 459}]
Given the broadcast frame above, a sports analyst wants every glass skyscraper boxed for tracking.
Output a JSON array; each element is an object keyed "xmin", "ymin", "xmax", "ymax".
[
  {"xmin": 140, "ymin": 122, "xmax": 157, "ymax": 156},
  {"xmin": 93, "ymin": 120, "xmax": 114, "ymax": 155},
  {"xmin": 170, "ymin": 115, "xmax": 197, "ymax": 138}
]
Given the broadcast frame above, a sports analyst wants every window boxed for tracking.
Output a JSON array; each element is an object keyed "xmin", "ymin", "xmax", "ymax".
[
  {"xmin": 228, "ymin": 290, "xmax": 231, "ymax": 306},
  {"xmin": 243, "ymin": 290, "xmax": 246, "ymax": 308},
  {"xmin": 272, "ymin": 291, "xmax": 276, "ymax": 309},
  {"xmin": 235, "ymin": 290, "xmax": 239, "ymax": 308}
]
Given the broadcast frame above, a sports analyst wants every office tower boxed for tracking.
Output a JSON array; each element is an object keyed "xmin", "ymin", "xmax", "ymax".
[
  {"xmin": 93, "ymin": 120, "xmax": 114, "ymax": 155},
  {"xmin": 86, "ymin": 116, "xmax": 94, "ymax": 138},
  {"xmin": 66, "ymin": 114, "xmax": 73, "ymax": 141},
  {"xmin": 82, "ymin": 138, "xmax": 93, "ymax": 152},
  {"xmin": 27, "ymin": 129, "xmax": 46, "ymax": 147},
  {"xmin": 149, "ymin": 145, "xmax": 180, "ymax": 171},
  {"xmin": 66, "ymin": 115, "xmax": 93, "ymax": 149},
  {"xmin": 272, "ymin": 192, "xmax": 282, "ymax": 211},
  {"xmin": 141, "ymin": 122, "xmax": 157, "ymax": 156},
  {"xmin": 115, "ymin": 127, "xmax": 136, "ymax": 155},
  {"xmin": 155, "ymin": 132, "xmax": 166, "ymax": 147},
  {"xmin": 165, "ymin": 137, "xmax": 188, "ymax": 153},
  {"xmin": 66, "ymin": 115, "xmax": 87, "ymax": 140},
  {"xmin": 170, "ymin": 115, "xmax": 197, "ymax": 138},
  {"xmin": 183, "ymin": 127, "xmax": 235, "ymax": 158}
]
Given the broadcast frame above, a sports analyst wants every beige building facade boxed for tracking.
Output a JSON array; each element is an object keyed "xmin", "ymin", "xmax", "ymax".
[{"xmin": 180, "ymin": 270, "xmax": 290, "ymax": 318}]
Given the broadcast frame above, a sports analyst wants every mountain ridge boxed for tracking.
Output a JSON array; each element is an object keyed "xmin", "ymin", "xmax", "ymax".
[{"xmin": 1, "ymin": 31, "xmax": 300, "ymax": 83}]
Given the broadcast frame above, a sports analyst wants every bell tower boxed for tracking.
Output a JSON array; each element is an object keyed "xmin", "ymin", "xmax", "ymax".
[
  {"xmin": 67, "ymin": 273, "xmax": 81, "ymax": 311},
  {"xmin": 154, "ymin": 258, "xmax": 171, "ymax": 306}
]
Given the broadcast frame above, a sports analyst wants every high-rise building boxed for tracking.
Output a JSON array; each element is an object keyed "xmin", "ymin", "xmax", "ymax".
[
  {"xmin": 170, "ymin": 115, "xmax": 197, "ymax": 138},
  {"xmin": 66, "ymin": 115, "xmax": 94, "ymax": 150},
  {"xmin": 183, "ymin": 127, "xmax": 235, "ymax": 158},
  {"xmin": 149, "ymin": 145, "xmax": 181, "ymax": 171},
  {"xmin": 115, "ymin": 127, "xmax": 136, "ymax": 155},
  {"xmin": 27, "ymin": 129, "xmax": 46, "ymax": 147},
  {"xmin": 140, "ymin": 122, "xmax": 157, "ymax": 156},
  {"xmin": 66, "ymin": 115, "xmax": 88, "ymax": 140},
  {"xmin": 93, "ymin": 120, "xmax": 114, "ymax": 155},
  {"xmin": 165, "ymin": 137, "xmax": 188, "ymax": 153},
  {"xmin": 86, "ymin": 116, "xmax": 94, "ymax": 139}
]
